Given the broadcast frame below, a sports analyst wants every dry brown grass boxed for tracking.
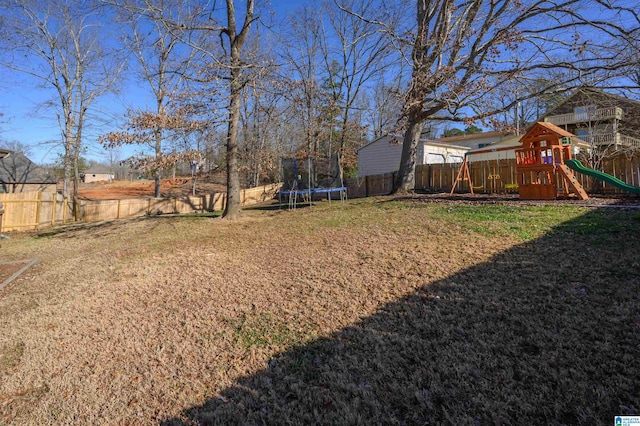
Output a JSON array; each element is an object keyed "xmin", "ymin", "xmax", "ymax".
[{"xmin": 0, "ymin": 196, "xmax": 639, "ymax": 425}]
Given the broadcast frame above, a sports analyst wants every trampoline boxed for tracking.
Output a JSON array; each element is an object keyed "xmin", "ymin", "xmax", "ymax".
[{"xmin": 279, "ymin": 155, "xmax": 347, "ymax": 209}]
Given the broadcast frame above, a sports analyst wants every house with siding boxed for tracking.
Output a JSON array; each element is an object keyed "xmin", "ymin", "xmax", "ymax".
[
  {"xmin": 357, "ymin": 134, "xmax": 469, "ymax": 177},
  {"xmin": 0, "ymin": 149, "xmax": 57, "ymax": 193},
  {"xmin": 465, "ymin": 131, "xmax": 590, "ymax": 163},
  {"xmin": 434, "ymin": 130, "xmax": 516, "ymax": 150},
  {"xmin": 541, "ymin": 87, "xmax": 640, "ymax": 150},
  {"xmin": 82, "ymin": 164, "xmax": 114, "ymax": 183}
]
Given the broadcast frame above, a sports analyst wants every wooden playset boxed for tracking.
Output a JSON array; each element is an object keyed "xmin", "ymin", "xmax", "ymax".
[
  {"xmin": 451, "ymin": 122, "xmax": 588, "ymax": 200},
  {"xmin": 515, "ymin": 122, "xmax": 588, "ymax": 200}
]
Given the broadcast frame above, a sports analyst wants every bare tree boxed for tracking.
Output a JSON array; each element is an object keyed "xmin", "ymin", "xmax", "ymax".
[
  {"xmin": 107, "ymin": 0, "xmax": 200, "ymax": 197},
  {"xmin": 387, "ymin": 0, "xmax": 640, "ymax": 191},
  {"xmin": 213, "ymin": 0, "xmax": 257, "ymax": 219},
  {"xmin": 320, "ymin": 0, "xmax": 400, "ymax": 166},
  {"xmin": 279, "ymin": 5, "xmax": 324, "ymax": 155},
  {"xmin": 240, "ymin": 73, "xmax": 286, "ymax": 188},
  {"xmin": 142, "ymin": 0, "xmax": 258, "ymax": 219},
  {"xmin": 0, "ymin": 0, "xmax": 122, "ymax": 200},
  {"xmin": 488, "ymin": 76, "xmax": 568, "ymax": 134},
  {"xmin": 367, "ymin": 76, "xmax": 406, "ymax": 138}
]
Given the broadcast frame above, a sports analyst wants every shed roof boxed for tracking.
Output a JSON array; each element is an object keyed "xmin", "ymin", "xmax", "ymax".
[
  {"xmin": 84, "ymin": 164, "xmax": 113, "ymax": 174},
  {"xmin": 0, "ymin": 151, "xmax": 56, "ymax": 184}
]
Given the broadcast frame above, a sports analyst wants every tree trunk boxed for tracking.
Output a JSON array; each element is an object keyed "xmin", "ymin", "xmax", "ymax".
[
  {"xmin": 223, "ymin": 52, "xmax": 243, "ymax": 219},
  {"xmin": 62, "ymin": 120, "xmax": 74, "ymax": 198},
  {"xmin": 72, "ymin": 143, "xmax": 81, "ymax": 220},
  {"xmin": 394, "ymin": 115, "xmax": 423, "ymax": 193},
  {"xmin": 63, "ymin": 151, "xmax": 72, "ymax": 198},
  {"xmin": 154, "ymin": 127, "xmax": 162, "ymax": 198},
  {"xmin": 221, "ymin": 0, "xmax": 253, "ymax": 219}
]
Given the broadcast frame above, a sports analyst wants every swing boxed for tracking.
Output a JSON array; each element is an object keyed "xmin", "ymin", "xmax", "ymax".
[{"xmin": 450, "ymin": 156, "xmax": 474, "ymax": 195}]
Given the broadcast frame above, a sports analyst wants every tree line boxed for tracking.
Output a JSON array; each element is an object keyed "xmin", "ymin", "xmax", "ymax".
[{"xmin": 0, "ymin": 0, "xmax": 638, "ymax": 218}]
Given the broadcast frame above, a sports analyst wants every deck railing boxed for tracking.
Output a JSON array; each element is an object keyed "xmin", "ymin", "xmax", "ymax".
[
  {"xmin": 578, "ymin": 132, "xmax": 640, "ymax": 148},
  {"xmin": 619, "ymin": 134, "xmax": 640, "ymax": 148},
  {"xmin": 544, "ymin": 107, "xmax": 623, "ymax": 126}
]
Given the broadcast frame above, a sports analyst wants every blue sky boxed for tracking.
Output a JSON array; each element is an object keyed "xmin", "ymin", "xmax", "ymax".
[
  {"xmin": 0, "ymin": 0, "xmax": 304, "ymax": 165},
  {"xmin": 1, "ymin": 0, "xmax": 637, "ymax": 165}
]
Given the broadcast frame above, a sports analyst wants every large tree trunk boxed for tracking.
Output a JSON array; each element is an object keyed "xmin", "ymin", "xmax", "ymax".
[
  {"xmin": 224, "ymin": 52, "xmax": 243, "ymax": 220},
  {"xmin": 222, "ymin": 0, "xmax": 254, "ymax": 219},
  {"xmin": 62, "ymin": 117, "xmax": 74, "ymax": 198},
  {"xmin": 393, "ymin": 115, "xmax": 423, "ymax": 193}
]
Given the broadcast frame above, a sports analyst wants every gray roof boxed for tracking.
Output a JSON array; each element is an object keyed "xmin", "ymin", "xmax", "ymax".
[
  {"xmin": 84, "ymin": 164, "xmax": 113, "ymax": 174},
  {"xmin": 0, "ymin": 151, "xmax": 57, "ymax": 189}
]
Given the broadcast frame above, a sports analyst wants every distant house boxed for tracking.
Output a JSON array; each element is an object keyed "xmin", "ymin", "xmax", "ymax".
[
  {"xmin": 434, "ymin": 130, "xmax": 516, "ymax": 150},
  {"xmin": 465, "ymin": 132, "xmax": 589, "ymax": 162},
  {"xmin": 82, "ymin": 164, "xmax": 114, "ymax": 183},
  {"xmin": 541, "ymin": 87, "xmax": 640, "ymax": 150},
  {"xmin": 465, "ymin": 135, "xmax": 522, "ymax": 162},
  {"xmin": 357, "ymin": 134, "xmax": 469, "ymax": 177},
  {"xmin": 0, "ymin": 149, "xmax": 57, "ymax": 193}
]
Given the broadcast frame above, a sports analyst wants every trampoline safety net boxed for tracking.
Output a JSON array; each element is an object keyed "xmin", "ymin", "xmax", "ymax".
[{"xmin": 279, "ymin": 154, "xmax": 347, "ymax": 207}]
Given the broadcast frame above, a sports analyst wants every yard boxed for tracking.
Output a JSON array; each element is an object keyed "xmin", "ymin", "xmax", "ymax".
[{"xmin": 1, "ymin": 195, "xmax": 639, "ymax": 424}]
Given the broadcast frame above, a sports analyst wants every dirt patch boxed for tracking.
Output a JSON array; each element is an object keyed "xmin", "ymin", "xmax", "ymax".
[
  {"xmin": 0, "ymin": 262, "xmax": 28, "ymax": 283},
  {"xmin": 0, "ymin": 260, "xmax": 39, "ymax": 292},
  {"xmin": 407, "ymin": 191, "xmax": 640, "ymax": 207},
  {"xmin": 78, "ymin": 178, "xmax": 226, "ymax": 200}
]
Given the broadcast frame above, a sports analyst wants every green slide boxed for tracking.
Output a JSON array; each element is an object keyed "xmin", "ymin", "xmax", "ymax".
[{"xmin": 565, "ymin": 159, "xmax": 640, "ymax": 194}]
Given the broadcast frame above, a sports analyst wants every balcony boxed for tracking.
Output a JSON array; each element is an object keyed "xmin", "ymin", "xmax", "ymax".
[
  {"xmin": 544, "ymin": 107, "xmax": 624, "ymax": 126},
  {"xmin": 577, "ymin": 132, "xmax": 640, "ymax": 148}
]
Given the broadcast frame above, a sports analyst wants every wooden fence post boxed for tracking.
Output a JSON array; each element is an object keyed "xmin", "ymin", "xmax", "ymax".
[
  {"xmin": 51, "ymin": 192, "xmax": 56, "ymax": 226},
  {"xmin": 365, "ymin": 175, "xmax": 370, "ymax": 197},
  {"xmin": 34, "ymin": 191, "xmax": 42, "ymax": 230}
]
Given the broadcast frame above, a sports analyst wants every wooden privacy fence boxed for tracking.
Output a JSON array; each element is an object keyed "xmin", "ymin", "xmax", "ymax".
[
  {"xmin": 346, "ymin": 155, "xmax": 640, "ymax": 198},
  {"xmin": 79, "ymin": 195, "xmax": 216, "ymax": 223},
  {"xmin": 345, "ymin": 172, "xmax": 395, "ymax": 198},
  {"xmin": 0, "ymin": 192, "xmax": 73, "ymax": 232},
  {"xmin": 0, "ymin": 183, "xmax": 281, "ymax": 232},
  {"xmin": 420, "ymin": 160, "xmax": 519, "ymax": 193}
]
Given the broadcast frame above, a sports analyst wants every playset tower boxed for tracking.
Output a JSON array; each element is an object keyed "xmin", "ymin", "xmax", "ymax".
[{"xmin": 515, "ymin": 122, "xmax": 588, "ymax": 200}]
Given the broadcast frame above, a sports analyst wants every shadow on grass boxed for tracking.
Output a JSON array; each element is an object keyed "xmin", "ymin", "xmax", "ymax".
[
  {"xmin": 163, "ymin": 205, "xmax": 640, "ymax": 425},
  {"xmin": 35, "ymin": 211, "xmax": 222, "ymax": 238}
]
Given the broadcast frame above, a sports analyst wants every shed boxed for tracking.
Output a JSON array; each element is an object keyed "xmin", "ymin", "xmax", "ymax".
[{"xmin": 357, "ymin": 135, "xmax": 469, "ymax": 177}]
